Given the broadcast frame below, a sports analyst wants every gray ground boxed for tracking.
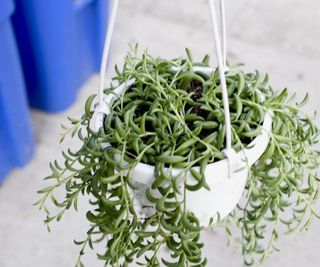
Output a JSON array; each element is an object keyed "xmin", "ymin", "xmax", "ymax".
[{"xmin": 1, "ymin": 0, "xmax": 320, "ymax": 266}]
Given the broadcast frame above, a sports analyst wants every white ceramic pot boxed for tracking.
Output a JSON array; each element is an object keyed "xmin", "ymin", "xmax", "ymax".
[{"xmin": 91, "ymin": 67, "xmax": 272, "ymax": 226}]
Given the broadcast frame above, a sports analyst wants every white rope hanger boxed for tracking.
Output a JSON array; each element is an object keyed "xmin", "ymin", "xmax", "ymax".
[
  {"xmin": 97, "ymin": 0, "xmax": 120, "ymax": 113},
  {"xmin": 208, "ymin": 0, "xmax": 235, "ymax": 175},
  {"xmin": 218, "ymin": 0, "xmax": 227, "ymax": 66},
  {"xmin": 93, "ymin": 0, "xmax": 236, "ymax": 176}
]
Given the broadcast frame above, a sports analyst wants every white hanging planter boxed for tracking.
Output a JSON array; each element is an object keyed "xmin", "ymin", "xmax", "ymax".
[{"xmin": 91, "ymin": 66, "xmax": 273, "ymax": 226}]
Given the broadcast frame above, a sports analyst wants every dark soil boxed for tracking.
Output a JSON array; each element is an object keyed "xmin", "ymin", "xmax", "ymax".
[
  {"xmin": 187, "ymin": 80, "xmax": 203, "ymax": 101},
  {"xmin": 186, "ymin": 79, "xmax": 209, "ymax": 120}
]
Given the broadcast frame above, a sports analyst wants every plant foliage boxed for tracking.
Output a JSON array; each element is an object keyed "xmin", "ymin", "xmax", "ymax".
[{"xmin": 36, "ymin": 47, "xmax": 320, "ymax": 266}]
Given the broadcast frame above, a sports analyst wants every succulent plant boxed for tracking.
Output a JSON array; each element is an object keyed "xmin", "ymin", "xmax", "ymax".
[{"xmin": 36, "ymin": 47, "xmax": 320, "ymax": 266}]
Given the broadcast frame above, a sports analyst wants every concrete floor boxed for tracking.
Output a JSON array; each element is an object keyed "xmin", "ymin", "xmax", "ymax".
[{"xmin": 1, "ymin": 0, "xmax": 320, "ymax": 266}]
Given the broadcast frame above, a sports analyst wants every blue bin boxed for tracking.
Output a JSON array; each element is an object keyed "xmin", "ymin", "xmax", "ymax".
[
  {"xmin": 0, "ymin": 0, "xmax": 34, "ymax": 182},
  {"xmin": 12, "ymin": 0, "xmax": 109, "ymax": 112}
]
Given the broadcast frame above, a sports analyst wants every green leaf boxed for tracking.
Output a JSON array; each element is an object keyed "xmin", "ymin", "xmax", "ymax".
[{"xmin": 85, "ymin": 94, "xmax": 96, "ymax": 116}]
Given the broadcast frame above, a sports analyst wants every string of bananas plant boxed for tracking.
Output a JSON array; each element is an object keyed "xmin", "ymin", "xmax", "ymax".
[{"xmin": 36, "ymin": 47, "xmax": 320, "ymax": 267}]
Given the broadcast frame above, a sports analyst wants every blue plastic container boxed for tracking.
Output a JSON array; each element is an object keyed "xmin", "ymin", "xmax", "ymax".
[
  {"xmin": 0, "ymin": 0, "xmax": 34, "ymax": 182},
  {"xmin": 12, "ymin": 0, "xmax": 109, "ymax": 112}
]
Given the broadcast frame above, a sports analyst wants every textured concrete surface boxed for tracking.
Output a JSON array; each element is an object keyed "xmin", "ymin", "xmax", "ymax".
[{"xmin": 1, "ymin": 0, "xmax": 320, "ymax": 266}]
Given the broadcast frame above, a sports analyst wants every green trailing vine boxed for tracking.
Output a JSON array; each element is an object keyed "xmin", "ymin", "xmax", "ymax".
[{"xmin": 35, "ymin": 46, "xmax": 320, "ymax": 266}]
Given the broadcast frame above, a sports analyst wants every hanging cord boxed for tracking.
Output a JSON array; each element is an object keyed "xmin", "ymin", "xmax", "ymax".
[
  {"xmin": 95, "ymin": 0, "xmax": 236, "ymax": 175},
  {"xmin": 218, "ymin": 0, "xmax": 227, "ymax": 66},
  {"xmin": 208, "ymin": 0, "xmax": 236, "ymax": 176},
  {"xmin": 98, "ymin": 0, "xmax": 120, "ymax": 108}
]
